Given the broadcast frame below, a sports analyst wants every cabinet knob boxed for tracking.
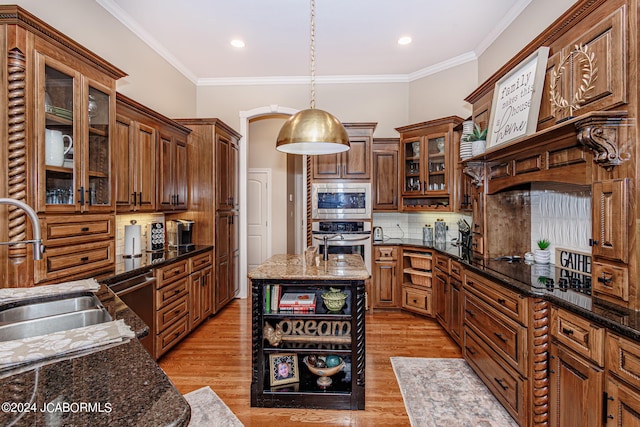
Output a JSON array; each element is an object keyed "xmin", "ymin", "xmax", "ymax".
[{"xmin": 589, "ymin": 238, "xmax": 599, "ymax": 246}]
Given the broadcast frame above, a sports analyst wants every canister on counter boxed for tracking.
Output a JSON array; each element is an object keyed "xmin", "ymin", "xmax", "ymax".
[
  {"xmin": 422, "ymin": 224, "xmax": 433, "ymax": 245},
  {"xmin": 434, "ymin": 219, "xmax": 447, "ymax": 244}
]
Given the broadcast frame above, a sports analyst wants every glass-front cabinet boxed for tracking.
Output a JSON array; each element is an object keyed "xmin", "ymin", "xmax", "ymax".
[
  {"xmin": 37, "ymin": 55, "xmax": 114, "ymax": 213},
  {"xmin": 401, "ymin": 133, "xmax": 451, "ymax": 210}
]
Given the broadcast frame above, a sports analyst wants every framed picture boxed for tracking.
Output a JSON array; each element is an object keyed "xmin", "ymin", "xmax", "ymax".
[
  {"xmin": 269, "ymin": 353, "xmax": 299, "ymax": 386},
  {"xmin": 486, "ymin": 46, "xmax": 550, "ymax": 148}
]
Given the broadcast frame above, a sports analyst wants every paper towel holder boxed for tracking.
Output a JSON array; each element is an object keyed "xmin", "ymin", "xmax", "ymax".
[{"xmin": 124, "ymin": 219, "xmax": 143, "ymax": 258}]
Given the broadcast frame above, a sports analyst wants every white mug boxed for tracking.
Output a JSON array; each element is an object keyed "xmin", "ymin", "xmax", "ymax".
[{"xmin": 45, "ymin": 129, "xmax": 73, "ymax": 167}]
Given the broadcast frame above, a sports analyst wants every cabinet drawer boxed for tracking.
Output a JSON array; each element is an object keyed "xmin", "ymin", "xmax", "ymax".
[
  {"xmin": 156, "ymin": 314, "xmax": 189, "ymax": 358},
  {"xmin": 157, "ymin": 294, "xmax": 189, "ymax": 331},
  {"xmin": 36, "ymin": 240, "xmax": 114, "ymax": 282},
  {"xmin": 156, "ymin": 276, "xmax": 189, "ymax": 309},
  {"xmin": 434, "ymin": 253, "xmax": 450, "ymax": 273},
  {"xmin": 550, "ymin": 307, "xmax": 604, "ymax": 366},
  {"xmin": 592, "ymin": 261, "xmax": 629, "ymax": 303},
  {"xmin": 464, "ymin": 292, "xmax": 527, "ymax": 374},
  {"xmin": 402, "ymin": 285, "xmax": 432, "ymax": 316},
  {"xmin": 450, "ymin": 260, "xmax": 462, "ymax": 281},
  {"xmin": 606, "ymin": 332, "xmax": 640, "ymax": 390},
  {"xmin": 42, "ymin": 215, "xmax": 114, "ymax": 245},
  {"xmin": 190, "ymin": 250, "xmax": 213, "ymax": 272},
  {"xmin": 157, "ymin": 260, "xmax": 189, "ymax": 286},
  {"xmin": 374, "ymin": 246, "xmax": 398, "ymax": 261},
  {"xmin": 464, "ymin": 328, "xmax": 526, "ymax": 425},
  {"xmin": 464, "ymin": 270, "xmax": 528, "ymax": 325}
]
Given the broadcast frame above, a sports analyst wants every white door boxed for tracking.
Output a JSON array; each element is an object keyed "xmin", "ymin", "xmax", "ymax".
[{"xmin": 247, "ymin": 169, "xmax": 271, "ymax": 272}]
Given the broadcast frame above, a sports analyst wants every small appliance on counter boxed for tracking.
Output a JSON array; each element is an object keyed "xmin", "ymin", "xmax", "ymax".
[
  {"xmin": 123, "ymin": 220, "xmax": 142, "ymax": 258},
  {"xmin": 373, "ymin": 226, "xmax": 383, "ymax": 242},
  {"xmin": 147, "ymin": 222, "xmax": 165, "ymax": 252},
  {"xmin": 167, "ymin": 219, "xmax": 195, "ymax": 250},
  {"xmin": 457, "ymin": 218, "xmax": 472, "ymax": 250}
]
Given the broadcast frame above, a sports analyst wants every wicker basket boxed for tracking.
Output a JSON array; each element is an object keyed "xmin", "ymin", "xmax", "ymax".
[
  {"xmin": 405, "ymin": 253, "xmax": 432, "ymax": 271},
  {"xmin": 404, "ymin": 268, "xmax": 432, "ymax": 287}
]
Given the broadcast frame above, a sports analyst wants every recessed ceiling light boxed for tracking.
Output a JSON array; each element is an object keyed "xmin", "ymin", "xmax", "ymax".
[
  {"xmin": 398, "ymin": 36, "xmax": 412, "ymax": 45},
  {"xmin": 230, "ymin": 39, "xmax": 245, "ymax": 48}
]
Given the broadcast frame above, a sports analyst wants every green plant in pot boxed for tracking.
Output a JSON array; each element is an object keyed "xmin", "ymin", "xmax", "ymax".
[
  {"xmin": 535, "ymin": 238, "xmax": 551, "ymax": 264},
  {"xmin": 463, "ymin": 123, "xmax": 488, "ymax": 157}
]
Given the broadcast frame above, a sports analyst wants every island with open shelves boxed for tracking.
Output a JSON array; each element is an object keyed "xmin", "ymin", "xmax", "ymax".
[{"xmin": 248, "ymin": 254, "xmax": 369, "ymax": 410}]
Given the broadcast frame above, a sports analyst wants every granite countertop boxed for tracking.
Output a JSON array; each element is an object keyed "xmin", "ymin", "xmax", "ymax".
[
  {"xmin": 375, "ymin": 238, "xmax": 640, "ymax": 342},
  {"xmin": 248, "ymin": 253, "xmax": 370, "ymax": 281},
  {"xmin": 103, "ymin": 245, "xmax": 213, "ymax": 285},
  {"xmin": 0, "ymin": 284, "xmax": 190, "ymax": 426}
]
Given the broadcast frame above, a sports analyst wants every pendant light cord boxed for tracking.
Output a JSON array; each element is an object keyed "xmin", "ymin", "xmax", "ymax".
[{"xmin": 309, "ymin": 0, "xmax": 316, "ymax": 109}]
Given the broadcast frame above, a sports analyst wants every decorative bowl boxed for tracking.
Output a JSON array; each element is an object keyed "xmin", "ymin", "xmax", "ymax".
[
  {"xmin": 321, "ymin": 287, "xmax": 347, "ymax": 312},
  {"xmin": 303, "ymin": 356, "xmax": 345, "ymax": 388}
]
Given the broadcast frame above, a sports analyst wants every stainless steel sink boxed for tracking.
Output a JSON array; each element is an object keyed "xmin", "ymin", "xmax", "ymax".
[
  {"xmin": 0, "ymin": 308, "xmax": 112, "ymax": 342},
  {"xmin": 0, "ymin": 294, "xmax": 102, "ymax": 324}
]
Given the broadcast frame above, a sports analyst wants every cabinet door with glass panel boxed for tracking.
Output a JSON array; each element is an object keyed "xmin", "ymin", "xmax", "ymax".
[{"xmin": 37, "ymin": 54, "xmax": 114, "ymax": 213}]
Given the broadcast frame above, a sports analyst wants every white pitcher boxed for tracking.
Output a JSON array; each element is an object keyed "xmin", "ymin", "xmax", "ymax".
[{"xmin": 45, "ymin": 129, "xmax": 73, "ymax": 167}]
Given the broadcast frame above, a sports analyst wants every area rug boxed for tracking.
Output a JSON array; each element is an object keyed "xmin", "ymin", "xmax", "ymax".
[
  {"xmin": 183, "ymin": 386, "xmax": 244, "ymax": 427},
  {"xmin": 390, "ymin": 357, "xmax": 518, "ymax": 427}
]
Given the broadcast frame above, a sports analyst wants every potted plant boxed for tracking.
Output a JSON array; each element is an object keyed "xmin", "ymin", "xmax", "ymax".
[
  {"xmin": 462, "ymin": 123, "xmax": 488, "ymax": 156},
  {"xmin": 535, "ymin": 238, "xmax": 551, "ymax": 264}
]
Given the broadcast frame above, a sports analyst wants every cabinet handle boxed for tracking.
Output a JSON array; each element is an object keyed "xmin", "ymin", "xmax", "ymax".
[
  {"xmin": 494, "ymin": 332, "xmax": 508, "ymax": 343},
  {"xmin": 497, "ymin": 298, "xmax": 507, "ymax": 305},
  {"xmin": 174, "ymin": 289, "xmax": 181, "ymax": 295},
  {"xmin": 561, "ymin": 327, "xmax": 574, "ymax": 335},
  {"xmin": 81, "ymin": 227, "xmax": 90, "ymax": 232},
  {"xmin": 138, "ymin": 192, "xmax": 143, "ymax": 206},
  {"xmin": 174, "ymin": 332, "xmax": 181, "ymax": 338},
  {"xmin": 597, "ymin": 274, "xmax": 613, "ymax": 284},
  {"xmin": 603, "ymin": 392, "xmax": 615, "ymax": 424},
  {"xmin": 132, "ymin": 192, "xmax": 137, "ymax": 206},
  {"xmin": 494, "ymin": 378, "xmax": 509, "ymax": 391},
  {"xmin": 78, "ymin": 186, "xmax": 85, "ymax": 205},
  {"xmin": 80, "ymin": 256, "xmax": 89, "ymax": 262},
  {"xmin": 589, "ymin": 238, "xmax": 599, "ymax": 246},
  {"xmin": 465, "ymin": 346, "xmax": 476, "ymax": 355},
  {"xmin": 175, "ymin": 194, "xmax": 179, "ymax": 205},
  {"xmin": 465, "ymin": 309, "xmax": 476, "ymax": 317},
  {"xmin": 174, "ymin": 309, "xmax": 181, "ymax": 315}
]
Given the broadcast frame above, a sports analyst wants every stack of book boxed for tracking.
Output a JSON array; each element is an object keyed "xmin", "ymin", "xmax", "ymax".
[{"xmin": 278, "ymin": 292, "xmax": 317, "ymax": 313}]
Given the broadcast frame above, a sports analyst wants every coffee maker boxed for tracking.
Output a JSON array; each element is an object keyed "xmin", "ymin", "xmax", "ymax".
[{"xmin": 167, "ymin": 219, "xmax": 195, "ymax": 250}]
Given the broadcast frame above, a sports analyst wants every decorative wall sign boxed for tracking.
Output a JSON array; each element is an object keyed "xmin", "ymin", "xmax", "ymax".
[
  {"xmin": 263, "ymin": 320, "xmax": 352, "ymax": 346},
  {"xmin": 487, "ymin": 47, "xmax": 550, "ymax": 148},
  {"xmin": 550, "ymin": 44, "xmax": 598, "ymax": 118}
]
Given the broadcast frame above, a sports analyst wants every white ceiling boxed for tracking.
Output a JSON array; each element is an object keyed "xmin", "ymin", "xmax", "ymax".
[{"xmin": 98, "ymin": 0, "xmax": 531, "ymax": 85}]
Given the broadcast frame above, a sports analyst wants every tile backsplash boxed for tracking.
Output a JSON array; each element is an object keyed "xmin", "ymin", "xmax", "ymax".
[
  {"xmin": 116, "ymin": 213, "xmax": 165, "ymax": 256},
  {"xmin": 529, "ymin": 183, "xmax": 591, "ymax": 257},
  {"xmin": 373, "ymin": 212, "xmax": 472, "ymax": 243}
]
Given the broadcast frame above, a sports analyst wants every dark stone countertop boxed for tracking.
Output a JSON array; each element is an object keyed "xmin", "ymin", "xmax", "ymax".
[
  {"xmin": 0, "ymin": 283, "xmax": 190, "ymax": 426},
  {"xmin": 375, "ymin": 238, "xmax": 640, "ymax": 342}
]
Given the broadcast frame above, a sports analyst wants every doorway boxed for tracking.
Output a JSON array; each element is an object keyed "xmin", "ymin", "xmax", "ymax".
[{"xmin": 247, "ymin": 169, "xmax": 271, "ymax": 272}]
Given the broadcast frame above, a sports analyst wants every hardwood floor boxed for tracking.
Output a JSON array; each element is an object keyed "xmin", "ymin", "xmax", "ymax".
[{"xmin": 159, "ymin": 298, "xmax": 462, "ymax": 426}]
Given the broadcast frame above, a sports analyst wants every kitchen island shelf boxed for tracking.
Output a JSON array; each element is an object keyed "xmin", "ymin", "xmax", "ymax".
[{"xmin": 249, "ymin": 254, "xmax": 368, "ymax": 410}]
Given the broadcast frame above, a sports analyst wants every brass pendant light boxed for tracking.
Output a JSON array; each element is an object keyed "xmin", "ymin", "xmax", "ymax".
[{"xmin": 276, "ymin": 0, "xmax": 350, "ymax": 155}]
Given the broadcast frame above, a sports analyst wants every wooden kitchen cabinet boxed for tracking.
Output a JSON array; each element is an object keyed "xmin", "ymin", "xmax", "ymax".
[
  {"xmin": 158, "ymin": 131, "xmax": 189, "ymax": 211},
  {"xmin": 401, "ymin": 249, "xmax": 434, "ymax": 316},
  {"xmin": 311, "ymin": 123, "xmax": 375, "ymax": 181},
  {"xmin": 605, "ymin": 333, "xmax": 640, "ymax": 425},
  {"xmin": 372, "ymin": 246, "xmax": 400, "ymax": 309},
  {"xmin": 114, "ymin": 93, "xmax": 158, "ymax": 212},
  {"xmin": 173, "ymin": 119, "xmax": 242, "ymax": 313},
  {"xmin": 189, "ymin": 250, "xmax": 214, "ymax": 330},
  {"xmin": 433, "ymin": 255, "xmax": 449, "ymax": 330},
  {"xmin": 155, "ymin": 259, "xmax": 190, "ymax": 359},
  {"xmin": 591, "ymin": 179, "xmax": 629, "ymax": 264},
  {"xmin": 396, "ymin": 116, "xmax": 463, "ymax": 211},
  {"xmin": 372, "ymin": 138, "xmax": 399, "ymax": 211}
]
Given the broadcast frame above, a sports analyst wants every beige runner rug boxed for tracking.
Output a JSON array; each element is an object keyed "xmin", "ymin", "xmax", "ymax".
[
  {"xmin": 391, "ymin": 357, "xmax": 517, "ymax": 427},
  {"xmin": 183, "ymin": 386, "xmax": 243, "ymax": 427}
]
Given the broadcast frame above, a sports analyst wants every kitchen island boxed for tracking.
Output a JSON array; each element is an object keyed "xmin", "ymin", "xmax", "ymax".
[
  {"xmin": 249, "ymin": 254, "xmax": 369, "ymax": 410},
  {"xmin": 0, "ymin": 284, "xmax": 190, "ymax": 426}
]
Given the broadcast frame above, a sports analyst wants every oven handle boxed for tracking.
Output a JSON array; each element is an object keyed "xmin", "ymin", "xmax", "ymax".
[{"xmin": 312, "ymin": 235, "xmax": 371, "ymax": 243}]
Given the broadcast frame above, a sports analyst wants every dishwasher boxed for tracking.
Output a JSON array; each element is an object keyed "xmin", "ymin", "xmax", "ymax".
[{"xmin": 109, "ymin": 271, "xmax": 156, "ymax": 357}]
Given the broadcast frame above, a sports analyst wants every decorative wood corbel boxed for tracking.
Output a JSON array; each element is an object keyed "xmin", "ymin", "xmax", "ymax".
[
  {"xmin": 463, "ymin": 162, "xmax": 485, "ymax": 187},
  {"xmin": 575, "ymin": 114, "xmax": 629, "ymax": 170}
]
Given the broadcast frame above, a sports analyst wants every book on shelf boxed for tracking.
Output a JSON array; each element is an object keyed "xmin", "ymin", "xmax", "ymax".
[
  {"xmin": 271, "ymin": 284, "xmax": 281, "ymax": 312},
  {"xmin": 279, "ymin": 292, "xmax": 316, "ymax": 307},
  {"xmin": 265, "ymin": 285, "xmax": 271, "ymax": 314},
  {"xmin": 278, "ymin": 306, "xmax": 316, "ymax": 313}
]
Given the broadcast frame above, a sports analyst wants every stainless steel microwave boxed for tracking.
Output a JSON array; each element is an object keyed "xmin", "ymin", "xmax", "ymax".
[{"xmin": 311, "ymin": 183, "xmax": 371, "ymax": 220}]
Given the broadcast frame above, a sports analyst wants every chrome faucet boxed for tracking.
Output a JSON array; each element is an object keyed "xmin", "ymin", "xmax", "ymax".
[{"xmin": 0, "ymin": 198, "xmax": 44, "ymax": 260}]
